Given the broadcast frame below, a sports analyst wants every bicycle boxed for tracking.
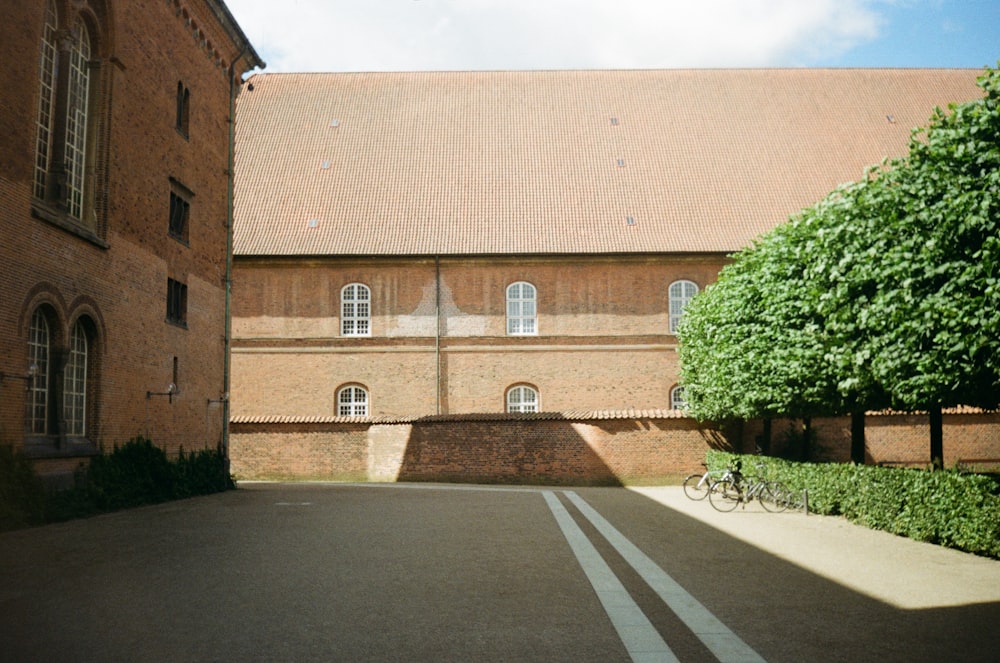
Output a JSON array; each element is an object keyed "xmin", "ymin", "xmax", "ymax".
[
  {"xmin": 708, "ymin": 461, "xmax": 789, "ymax": 513},
  {"xmin": 682, "ymin": 463, "xmax": 727, "ymax": 500}
]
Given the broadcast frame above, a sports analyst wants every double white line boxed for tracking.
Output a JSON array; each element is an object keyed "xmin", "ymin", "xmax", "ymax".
[{"xmin": 544, "ymin": 491, "xmax": 767, "ymax": 663}]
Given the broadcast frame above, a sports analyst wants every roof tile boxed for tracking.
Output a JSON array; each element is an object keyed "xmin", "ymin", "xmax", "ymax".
[{"xmin": 234, "ymin": 69, "xmax": 983, "ymax": 256}]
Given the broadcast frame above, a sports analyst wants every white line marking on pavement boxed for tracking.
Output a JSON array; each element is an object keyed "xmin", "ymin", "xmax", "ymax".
[
  {"xmin": 543, "ymin": 491, "xmax": 679, "ymax": 663},
  {"xmin": 564, "ymin": 491, "xmax": 767, "ymax": 663}
]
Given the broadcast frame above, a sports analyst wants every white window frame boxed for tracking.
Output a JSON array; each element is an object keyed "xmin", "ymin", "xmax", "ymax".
[
  {"xmin": 341, "ymin": 283, "xmax": 371, "ymax": 337},
  {"xmin": 65, "ymin": 19, "xmax": 91, "ymax": 220},
  {"xmin": 506, "ymin": 385, "xmax": 539, "ymax": 413},
  {"xmin": 64, "ymin": 321, "xmax": 88, "ymax": 436},
  {"xmin": 506, "ymin": 282, "xmax": 537, "ymax": 336},
  {"xmin": 28, "ymin": 310, "xmax": 51, "ymax": 435},
  {"xmin": 670, "ymin": 386, "xmax": 687, "ymax": 411},
  {"xmin": 33, "ymin": 0, "xmax": 57, "ymax": 201},
  {"xmin": 669, "ymin": 280, "xmax": 699, "ymax": 334},
  {"xmin": 337, "ymin": 385, "xmax": 369, "ymax": 417}
]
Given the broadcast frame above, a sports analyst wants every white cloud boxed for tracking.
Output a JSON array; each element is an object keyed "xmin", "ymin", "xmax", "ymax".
[{"xmin": 226, "ymin": 0, "xmax": 883, "ymax": 73}]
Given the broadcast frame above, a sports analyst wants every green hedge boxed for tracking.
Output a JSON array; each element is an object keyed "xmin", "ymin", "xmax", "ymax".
[
  {"xmin": 706, "ymin": 450, "xmax": 1000, "ymax": 559},
  {"xmin": 1, "ymin": 437, "xmax": 235, "ymax": 530},
  {"xmin": 0, "ymin": 446, "xmax": 47, "ymax": 530}
]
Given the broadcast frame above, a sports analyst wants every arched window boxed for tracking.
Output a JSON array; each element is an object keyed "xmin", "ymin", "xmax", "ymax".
[
  {"xmin": 63, "ymin": 320, "xmax": 91, "ymax": 436},
  {"xmin": 27, "ymin": 310, "xmax": 52, "ymax": 435},
  {"xmin": 670, "ymin": 385, "xmax": 687, "ymax": 411},
  {"xmin": 33, "ymin": 0, "xmax": 58, "ymax": 201},
  {"xmin": 506, "ymin": 385, "xmax": 539, "ymax": 413},
  {"xmin": 341, "ymin": 284, "xmax": 371, "ymax": 336},
  {"xmin": 34, "ymin": 1, "xmax": 104, "ymax": 230},
  {"xmin": 65, "ymin": 18, "xmax": 92, "ymax": 219},
  {"xmin": 669, "ymin": 280, "xmax": 699, "ymax": 334},
  {"xmin": 506, "ymin": 282, "xmax": 537, "ymax": 335},
  {"xmin": 337, "ymin": 385, "xmax": 369, "ymax": 417}
]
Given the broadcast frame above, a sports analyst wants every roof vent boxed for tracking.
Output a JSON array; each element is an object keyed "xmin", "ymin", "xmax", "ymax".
[
  {"xmin": 307, "ymin": 218, "xmax": 319, "ymax": 228},
  {"xmin": 329, "ymin": 119, "xmax": 340, "ymax": 128},
  {"xmin": 610, "ymin": 117, "xmax": 619, "ymax": 126},
  {"xmin": 626, "ymin": 216, "xmax": 636, "ymax": 226},
  {"xmin": 617, "ymin": 159, "xmax": 625, "ymax": 167},
  {"xmin": 321, "ymin": 160, "xmax": 331, "ymax": 169},
  {"xmin": 886, "ymin": 114, "xmax": 895, "ymax": 124}
]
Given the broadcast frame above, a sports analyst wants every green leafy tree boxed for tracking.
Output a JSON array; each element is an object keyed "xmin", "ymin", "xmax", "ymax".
[
  {"xmin": 857, "ymin": 65, "xmax": 1000, "ymax": 460},
  {"xmin": 680, "ymin": 64, "xmax": 1000, "ymax": 464}
]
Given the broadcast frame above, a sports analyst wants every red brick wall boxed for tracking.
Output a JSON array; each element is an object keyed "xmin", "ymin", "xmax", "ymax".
[
  {"xmin": 230, "ymin": 423, "xmax": 369, "ymax": 481},
  {"xmin": 0, "ymin": 1, "xmax": 257, "ymax": 472},
  {"xmin": 231, "ymin": 255, "xmax": 725, "ymax": 419},
  {"xmin": 230, "ymin": 416, "xmax": 734, "ymax": 484},
  {"xmin": 230, "ymin": 413, "xmax": 1000, "ymax": 484}
]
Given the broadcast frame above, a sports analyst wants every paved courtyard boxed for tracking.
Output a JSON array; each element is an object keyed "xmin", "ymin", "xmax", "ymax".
[{"xmin": 1, "ymin": 482, "xmax": 998, "ymax": 662}]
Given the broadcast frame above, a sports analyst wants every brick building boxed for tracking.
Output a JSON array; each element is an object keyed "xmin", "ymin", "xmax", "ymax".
[
  {"xmin": 231, "ymin": 70, "xmax": 984, "ymax": 422},
  {"xmin": 0, "ymin": 0, "xmax": 262, "ymax": 479}
]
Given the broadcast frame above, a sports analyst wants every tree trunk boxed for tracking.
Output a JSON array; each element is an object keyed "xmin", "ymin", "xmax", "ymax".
[
  {"xmin": 929, "ymin": 404, "xmax": 943, "ymax": 469},
  {"xmin": 802, "ymin": 417, "xmax": 812, "ymax": 462},
  {"xmin": 850, "ymin": 411, "xmax": 866, "ymax": 464},
  {"xmin": 758, "ymin": 418, "xmax": 772, "ymax": 455}
]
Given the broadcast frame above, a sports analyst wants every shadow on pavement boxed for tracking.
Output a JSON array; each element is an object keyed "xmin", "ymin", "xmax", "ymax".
[{"xmin": 0, "ymin": 483, "xmax": 997, "ymax": 662}]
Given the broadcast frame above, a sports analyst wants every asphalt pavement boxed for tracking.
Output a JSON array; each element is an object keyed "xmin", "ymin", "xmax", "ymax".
[{"xmin": 0, "ymin": 482, "xmax": 997, "ymax": 662}]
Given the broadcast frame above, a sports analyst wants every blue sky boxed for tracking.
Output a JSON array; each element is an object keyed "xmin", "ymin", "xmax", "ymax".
[
  {"xmin": 225, "ymin": 0, "xmax": 999, "ymax": 74},
  {"xmin": 831, "ymin": 1, "xmax": 999, "ymax": 67}
]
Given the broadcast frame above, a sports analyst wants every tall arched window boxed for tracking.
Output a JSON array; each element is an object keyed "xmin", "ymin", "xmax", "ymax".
[
  {"xmin": 64, "ymin": 320, "xmax": 90, "ymax": 436},
  {"xmin": 506, "ymin": 282, "xmax": 537, "ymax": 335},
  {"xmin": 27, "ymin": 310, "xmax": 52, "ymax": 435},
  {"xmin": 65, "ymin": 18, "xmax": 92, "ymax": 220},
  {"xmin": 33, "ymin": 1, "xmax": 105, "ymax": 232},
  {"xmin": 341, "ymin": 284, "xmax": 371, "ymax": 336},
  {"xmin": 506, "ymin": 385, "xmax": 539, "ymax": 413},
  {"xmin": 669, "ymin": 280, "xmax": 699, "ymax": 333},
  {"xmin": 33, "ymin": 0, "xmax": 58, "ymax": 201},
  {"xmin": 337, "ymin": 385, "xmax": 369, "ymax": 416}
]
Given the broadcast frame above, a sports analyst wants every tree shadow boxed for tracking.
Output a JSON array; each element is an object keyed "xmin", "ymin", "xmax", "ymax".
[{"xmin": 572, "ymin": 487, "xmax": 1000, "ymax": 662}]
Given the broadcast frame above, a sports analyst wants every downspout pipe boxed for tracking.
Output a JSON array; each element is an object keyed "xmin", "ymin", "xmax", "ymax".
[
  {"xmin": 223, "ymin": 51, "xmax": 247, "ymax": 468},
  {"xmin": 435, "ymin": 256, "xmax": 441, "ymax": 415}
]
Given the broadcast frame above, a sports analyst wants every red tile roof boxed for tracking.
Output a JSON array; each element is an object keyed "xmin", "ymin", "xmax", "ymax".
[
  {"xmin": 229, "ymin": 409, "xmax": 692, "ymax": 424},
  {"xmin": 234, "ymin": 69, "xmax": 983, "ymax": 257}
]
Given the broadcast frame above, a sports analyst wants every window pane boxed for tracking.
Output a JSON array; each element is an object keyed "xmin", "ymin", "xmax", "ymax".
[
  {"xmin": 33, "ymin": 1, "xmax": 57, "ymax": 199},
  {"xmin": 341, "ymin": 284, "xmax": 371, "ymax": 336},
  {"xmin": 66, "ymin": 20, "xmax": 91, "ymax": 219},
  {"xmin": 64, "ymin": 323, "xmax": 88, "ymax": 436},
  {"xmin": 338, "ymin": 386, "xmax": 368, "ymax": 416},
  {"xmin": 28, "ymin": 311, "xmax": 50, "ymax": 435},
  {"xmin": 506, "ymin": 282, "xmax": 537, "ymax": 336},
  {"xmin": 508, "ymin": 386, "xmax": 539, "ymax": 413},
  {"xmin": 669, "ymin": 280, "xmax": 698, "ymax": 333}
]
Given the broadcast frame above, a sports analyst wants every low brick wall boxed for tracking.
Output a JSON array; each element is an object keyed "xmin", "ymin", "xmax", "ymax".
[
  {"xmin": 230, "ymin": 415, "xmax": 732, "ymax": 484},
  {"xmin": 230, "ymin": 412, "xmax": 1000, "ymax": 484},
  {"xmin": 229, "ymin": 422, "xmax": 369, "ymax": 481}
]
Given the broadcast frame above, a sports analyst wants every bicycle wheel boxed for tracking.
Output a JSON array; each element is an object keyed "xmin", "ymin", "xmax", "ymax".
[
  {"xmin": 783, "ymin": 488, "xmax": 806, "ymax": 512},
  {"xmin": 708, "ymin": 479, "xmax": 742, "ymax": 512},
  {"xmin": 759, "ymin": 481, "xmax": 789, "ymax": 513},
  {"xmin": 682, "ymin": 474, "xmax": 710, "ymax": 500}
]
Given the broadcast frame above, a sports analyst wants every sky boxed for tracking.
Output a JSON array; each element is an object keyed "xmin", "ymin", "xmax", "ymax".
[{"xmin": 224, "ymin": 0, "xmax": 1000, "ymax": 75}]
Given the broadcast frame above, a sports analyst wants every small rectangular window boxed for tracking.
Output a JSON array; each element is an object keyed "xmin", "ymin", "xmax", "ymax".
[
  {"xmin": 167, "ymin": 278, "xmax": 188, "ymax": 327},
  {"xmin": 169, "ymin": 191, "xmax": 190, "ymax": 242},
  {"xmin": 176, "ymin": 82, "xmax": 190, "ymax": 136}
]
